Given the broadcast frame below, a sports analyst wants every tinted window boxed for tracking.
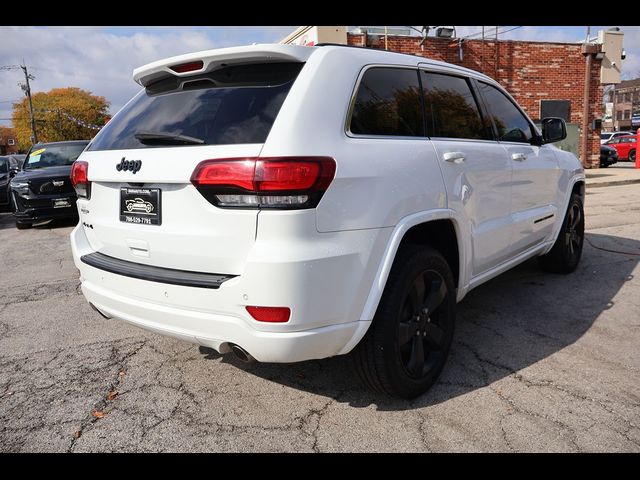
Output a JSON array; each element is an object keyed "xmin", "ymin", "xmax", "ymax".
[
  {"xmin": 421, "ymin": 72, "xmax": 489, "ymax": 140},
  {"xmin": 622, "ymin": 137, "xmax": 636, "ymax": 143},
  {"xmin": 350, "ymin": 68, "xmax": 424, "ymax": 137},
  {"xmin": 479, "ymin": 82, "xmax": 534, "ymax": 143},
  {"xmin": 24, "ymin": 143, "xmax": 87, "ymax": 170},
  {"xmin": 0, "ymin": 157, "xmax": 7, "ymax": 174},
  {"xmin": 88, "ymin": 63, "xmax": 303, "ymax": 151}
]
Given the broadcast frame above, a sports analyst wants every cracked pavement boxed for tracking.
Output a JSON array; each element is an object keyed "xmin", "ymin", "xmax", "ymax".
[{"xmin": 0, "ymin": 182, "xmax": 639, "ymax": 452}]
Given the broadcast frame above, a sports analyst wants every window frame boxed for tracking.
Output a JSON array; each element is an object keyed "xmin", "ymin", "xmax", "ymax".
[
  {"xmin": 475, "ymin": 79, "xmax": 541, "ymax": 146},
  {"xmin": 345, "ymin": 64, "xmax": 427, "ymax": 140}
]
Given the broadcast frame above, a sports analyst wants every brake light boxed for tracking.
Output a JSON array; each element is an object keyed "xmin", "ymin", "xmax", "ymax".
[
  {"xmin": 71, "ymin": 161, "xmax": 90, "ymax": 198},
  {"xmin": 191, "ymin": 157, "xmax": 336, "ymax": 209},
  {"xmin": 169, "ymin": 60, "xmax": 204, "ymax": 73},
  {"xmin": 246, "ymin": 306, "xmax": 291, "ymax": 323}
]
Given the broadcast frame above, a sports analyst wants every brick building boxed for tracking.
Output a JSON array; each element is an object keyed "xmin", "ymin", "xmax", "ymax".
[
  {"xmin": 607, "ymin": 78, "xmax": 640, "ymax": 132},
  {"xmin": 346, "ymin": 32, "xmax": 604, "ymax": 168},
  {"xmin": 0, "ymin": 126, "xmax": 19, "ymax": 155}
]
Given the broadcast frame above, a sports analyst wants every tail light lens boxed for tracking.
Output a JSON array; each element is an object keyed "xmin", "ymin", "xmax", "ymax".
[
  {"xmin": 71, "ymin": 161, "xmax": 90, "ymax": 198},
  {"xmin": 246, "ymin": 306, "xmax": 291, "ymax": 323},
  {"xmin": 191, "ymin": 157, "xmax": 336, "ymax": 209}
]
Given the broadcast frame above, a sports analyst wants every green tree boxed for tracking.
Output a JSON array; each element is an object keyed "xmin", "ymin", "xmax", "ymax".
[{"xmin": 12, "ymin": 87, "xmax": 110, "ymax": 149}]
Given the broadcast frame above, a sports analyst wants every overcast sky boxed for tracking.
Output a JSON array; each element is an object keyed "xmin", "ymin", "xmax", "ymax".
[{"xmin": 1, "ymin": 25, "xmax": 638, "ymax": 128}]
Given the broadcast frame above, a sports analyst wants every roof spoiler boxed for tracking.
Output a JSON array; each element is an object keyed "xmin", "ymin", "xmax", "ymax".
[{"xmin": 132, "ymin": 44, "xmax": 315, "ymax": 88}]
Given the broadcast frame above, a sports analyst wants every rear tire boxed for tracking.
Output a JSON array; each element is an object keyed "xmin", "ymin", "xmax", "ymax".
[
  {"xmin": 15, "ymin": 221, "xmax": 31, "ymax": 230},
  {"xmin": 538, "ymin": 193, "xmax": 584, "ymax": 274},
  {"xmin": 629, "ymin": 149, "xmax": 636, "ymax": 162},
  {"xmin": 350, "ymin": 245, "xmax": 456, "ymax": 399}
]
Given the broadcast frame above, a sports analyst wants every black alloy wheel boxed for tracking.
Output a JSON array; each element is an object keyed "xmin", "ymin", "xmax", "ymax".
[
  {"xmin": 351, "ymin": 245, "xmax": 456, "ymax": 399},
  {"xmin": 397, "ymin": 269, "xmax": 450, "ymax": 379},
  {"xmin": 538, "ymin": 193, "xmax": 584, "ymax": 274}
]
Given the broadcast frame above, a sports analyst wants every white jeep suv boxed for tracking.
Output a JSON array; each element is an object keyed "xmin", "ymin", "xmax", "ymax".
[{"xmin": 70, "ymin": 44, "xmax": 585, "ymax": 398}]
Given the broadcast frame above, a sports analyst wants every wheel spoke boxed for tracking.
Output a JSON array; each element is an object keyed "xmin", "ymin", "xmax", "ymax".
[
  {"xmin": 411, "ymin": 274, "xmax": 426, "ymax": 313},
  {"xmin": 424, "ymin": 278, "xmax": 447, "ymax": 314},
  {"xmin": 570, "ymin": 207, "xmax": 580, "ymax": 230},
  {"xmin": 398, "ymin": 322, "xmax": 419, "ymax": 346},
  {"xmin": 424, "ymin": 323, "xmax": 445, "ymax": 350},
  {"xmin": 407, "ymin": 335, "xmax": 425, "ymax": 376}
]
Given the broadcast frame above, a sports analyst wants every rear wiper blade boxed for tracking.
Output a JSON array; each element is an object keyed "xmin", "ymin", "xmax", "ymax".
[{"xmin": 134, "ymin": 131, "xmax": 204, "ymax": 145}]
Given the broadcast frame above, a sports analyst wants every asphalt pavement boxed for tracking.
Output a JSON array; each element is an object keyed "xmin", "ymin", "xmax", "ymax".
[{"xmin": 0, "ymin": 181, "xmax": 639, "ymax": 452}]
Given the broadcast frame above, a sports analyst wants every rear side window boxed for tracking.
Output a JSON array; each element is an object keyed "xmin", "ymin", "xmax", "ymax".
[
  {"xmin": 478, "ymin": 82, "xmax": 534, "ymax": 143},
  {"xmin": 0, "ymin": 157, "xmax": 7, "ymax": 174},
  {"xmin": 88, "ymin": 62, "xmax": 303, "ymax": 151},
  {"xmin": 349, "ymin": 68, "xmax": 424, "ymax": 137},
  {"xmin": 421, "ymin": 71, "xmax": 490, "ymax": 140}
]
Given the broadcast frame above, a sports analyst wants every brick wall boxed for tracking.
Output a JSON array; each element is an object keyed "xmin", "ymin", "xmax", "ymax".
[{"xmin": 348, "ymin": 34, "xmax": 603, "ymax": 168}]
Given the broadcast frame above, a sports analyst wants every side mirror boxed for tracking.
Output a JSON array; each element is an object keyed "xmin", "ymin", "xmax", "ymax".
[
  {"xmin": 9, "ymin": 167, "xmax": 19, "ymax": 178},
  {"xmin": 541, "ymin": 117, "xmax": 567, "ymax": 144}
]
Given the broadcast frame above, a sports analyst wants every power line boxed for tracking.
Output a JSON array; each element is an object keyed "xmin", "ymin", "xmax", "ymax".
[{"xmin": 460, "ymin": 26, "xmax": 522, "ymax": 41}]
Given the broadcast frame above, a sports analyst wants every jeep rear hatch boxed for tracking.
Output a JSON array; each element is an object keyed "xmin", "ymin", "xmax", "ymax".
[{"xmin": 77, "ymin": 53, "xmax": 307, "ymax": 275}]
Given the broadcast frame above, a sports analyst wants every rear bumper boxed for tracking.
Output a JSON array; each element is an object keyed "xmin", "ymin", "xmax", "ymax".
[{"xmin": 70, "ymin": 220, "xmax": 388, "ymax": 362}]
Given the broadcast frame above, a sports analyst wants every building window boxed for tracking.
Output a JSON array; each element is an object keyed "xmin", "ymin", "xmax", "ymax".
[
  {"xmin": 617, "ymin": 111, "xmax": 623, "ymax": 120},
  {"xmin": 625, "ymin": 93, "xmax": 631, "ymax": 103},
  {"xmin": 7, "ymin": 138, "xmax": 15, "ymax": 146},
  {"xmin": 624, "ymin": 110, "xmax": 631, "ymax": 120}
]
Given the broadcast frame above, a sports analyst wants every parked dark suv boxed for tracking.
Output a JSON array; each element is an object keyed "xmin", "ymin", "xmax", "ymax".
[{"xmin": 10, "ymin": 140, "xmax": 89, "ymax": 229}]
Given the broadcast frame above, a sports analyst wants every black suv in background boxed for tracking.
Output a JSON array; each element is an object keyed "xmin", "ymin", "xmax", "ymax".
[{"xmin": 10, "ymin": 140, "xmax": 89, "ymax": 229}]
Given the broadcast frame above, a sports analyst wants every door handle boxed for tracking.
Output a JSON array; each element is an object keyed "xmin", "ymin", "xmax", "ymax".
[
  {"xmin": 511, "ymin": 153, "xmax": 527, "ymax": 161},
  {"xmin": 443, "ymin": 151, "xmax": 466, "ymax": 164}
]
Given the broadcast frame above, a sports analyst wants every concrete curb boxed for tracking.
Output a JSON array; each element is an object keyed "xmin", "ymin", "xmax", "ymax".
[{"xmin": 586, "ymin": 178, "xmax": 640, "ymax": 188}]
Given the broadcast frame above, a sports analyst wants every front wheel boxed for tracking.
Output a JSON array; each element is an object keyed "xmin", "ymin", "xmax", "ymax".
[
  {"xmin": 538, "ymin": 193, "xmax": 584, "ymax": 274},
  {"xmin": 350, "ymin": 245, "xmax": 456, "ymax": 399},
  {"xmin": 15, "ymin": 221, "xmax": 31, "ymax": 230},
  {"xmin": 629, "ymin": 149, "xmax": 636, "ymax": 162}
]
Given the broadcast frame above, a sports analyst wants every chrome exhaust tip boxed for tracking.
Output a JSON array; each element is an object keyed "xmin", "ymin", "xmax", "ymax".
[{"xmin": 230, "ymin": 344, "xmax": 256, "ymax": 364}]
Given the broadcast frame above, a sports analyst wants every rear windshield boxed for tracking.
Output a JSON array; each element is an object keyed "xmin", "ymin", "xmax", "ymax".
[
  {"xmin": 24, "ymin": 144, "xmax": 87, "ymax": 170},
  {"xmin": 88, "ymin": 62, "xmax": 303, "ymax": 151}
]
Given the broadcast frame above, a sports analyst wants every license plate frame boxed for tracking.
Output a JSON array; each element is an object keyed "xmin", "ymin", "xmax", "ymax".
[
  {"xmin": 53, "ymin": 198, "xmax": 71, "ymax": 209},
  {"xmin": 119, "ymin": 187, "xmax": 162, "ymax": 226}
]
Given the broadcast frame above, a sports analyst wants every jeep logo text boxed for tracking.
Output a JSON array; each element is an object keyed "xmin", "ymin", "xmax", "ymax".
[{"xmin": 116, "ymin": 157, "xmax": 142, "ymax": 174}]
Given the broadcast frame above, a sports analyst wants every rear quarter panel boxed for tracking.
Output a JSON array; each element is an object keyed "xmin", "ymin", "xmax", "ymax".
[{"xmin": 261, "ymin": 47, "xmax": 447, "ymax": 233}]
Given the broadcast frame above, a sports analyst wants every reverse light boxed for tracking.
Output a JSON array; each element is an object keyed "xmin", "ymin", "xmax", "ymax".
[
  {"xmin": 169, "ymin": 60, "xmax": 204, "ymax": 73},
  {"xmin": 246, "ymin": 306, "xmax": 291, "ymax": 323},
  {"xmin": 71, "ymin": 161, "xmax": 90, "ymax": 198},
  {"xmin": 191, "ymin": 157, "xmax": 336, "ymax": 209}
]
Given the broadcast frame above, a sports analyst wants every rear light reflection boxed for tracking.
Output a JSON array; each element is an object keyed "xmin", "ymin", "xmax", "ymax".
[{"xmin": 246, "ymin": 306, "xmax": 291, "ymax": 323}]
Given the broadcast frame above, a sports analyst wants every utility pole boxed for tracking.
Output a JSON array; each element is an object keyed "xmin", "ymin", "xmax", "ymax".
[{"xmin": 20, "ymin": 63, "xmax": 38, "ymax": 144}]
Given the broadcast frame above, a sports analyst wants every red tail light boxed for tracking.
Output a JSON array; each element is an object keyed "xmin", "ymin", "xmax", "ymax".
[
  {"xmin": 169, "ymin": 60, "xmax": 204, "ymax": 73},
  {"xmin": 71, "ymin": 161, "xmax": 90, "ymax": 198},
  {"xmin": 191, "ymin": 157, "xmax": 336, "ymax": 209},
  {"xmin": 246, "ymin": 306, "xmax": 291, "ymax": 323}
]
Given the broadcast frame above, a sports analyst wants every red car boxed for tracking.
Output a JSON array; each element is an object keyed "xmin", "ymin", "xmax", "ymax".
[{"xmin": 604, "ymin": 135, "xmax": 636, "ymax": 162}]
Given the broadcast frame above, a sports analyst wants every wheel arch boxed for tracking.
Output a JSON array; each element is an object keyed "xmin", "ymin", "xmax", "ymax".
[{"xmin": 357, "ymin": 209, "xmax": 467, "ymax": 323}]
